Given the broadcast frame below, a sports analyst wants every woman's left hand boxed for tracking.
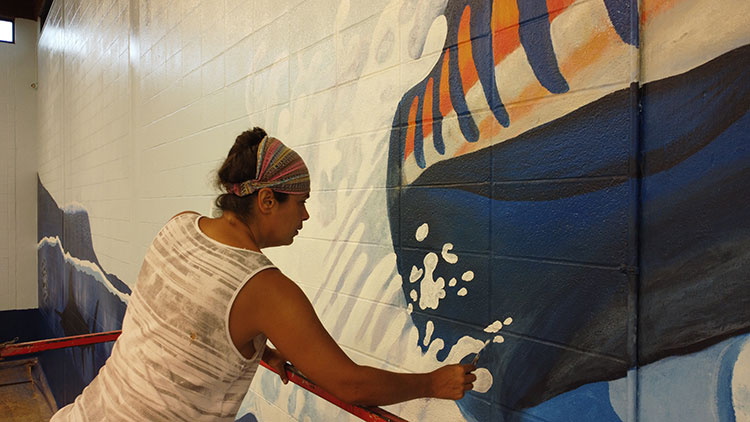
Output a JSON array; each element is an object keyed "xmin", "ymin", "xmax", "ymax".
[{"xmin": 263, "ymin": 347, "xmax": 289, "ymax": 384}]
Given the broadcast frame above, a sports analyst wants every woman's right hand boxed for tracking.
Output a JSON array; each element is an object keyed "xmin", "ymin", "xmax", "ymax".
[{"xmin": 429, "ymin": 363, "xmax": 477, "ymax": 400}]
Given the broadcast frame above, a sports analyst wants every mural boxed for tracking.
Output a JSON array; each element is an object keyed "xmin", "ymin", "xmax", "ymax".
[
  {"xmin": 35, "ymin": 0, "xmax": 749, "ymax": 420},
  {"xmin": 386, "ymin": 0, "xmax": 750, "ymax": 420},
  {"xmin": 37, "ymin": 178, "xmax": 130, "ymax": 405}
]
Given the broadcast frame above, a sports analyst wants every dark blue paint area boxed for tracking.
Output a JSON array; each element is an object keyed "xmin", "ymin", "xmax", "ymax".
[
  {"xmin": 399, "ymin": 186, "xmax": 491, "ymax": 253},
  {"xmin": 235, "ymin": 412, "xmax": 259, "ymax": 422},
  {"xmin": 37, "ymin": 179, "xmax": 129, "ymax": 408},
  {"xmin": 638, "ymin": 45, "xmax": 750, "ymax": 364},
  {"xmin": 491, "ymin": 183, "xmax": 629, "ymax": 264},
  {"xmin": 603, "ymin": 0, "xmax": 638, "ymax": 46},
  {"xmin": 517, "ymin": 0, "xmax": 569, "ymax": 94},
  {"xmin": 387, "ymin": 45, "xmax": 750, "ymax": 415}
]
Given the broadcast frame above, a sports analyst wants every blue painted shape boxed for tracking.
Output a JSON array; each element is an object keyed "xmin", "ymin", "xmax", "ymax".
[
  {"xmin": 414, "ymin": 93, "xmax": 426, "ymax": 168},
  {"xmin": 603, "ymin": 0, "xmax": 638, "ymax": 46},
  {"xmin": 448, "ymin": 44, "xmax": 480, "ymax": 143},
  {"xmin": 431, "ymin": 72, "xmax": 446, "ymax": 155},
  {"xmin": 516, "ymin": 0, "xmax": 569, "ymax": 94},
  {"xmin": 470, "ymin": 0, "xmax": 510, "ymax": 127},
  {"xmin": 520, "ymin": 382, "xmax": 622, "ymax": 422}
]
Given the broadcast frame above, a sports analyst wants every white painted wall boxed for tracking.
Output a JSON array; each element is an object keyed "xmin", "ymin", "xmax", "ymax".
[{"xmin": 0, "ymin": 18, "xmax": 39, "ymax": 311}]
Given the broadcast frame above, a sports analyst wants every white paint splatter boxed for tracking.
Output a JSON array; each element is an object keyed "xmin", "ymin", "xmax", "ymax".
[
  {"xmin": 441, "ymin": 243, "xmax": 458, "ymax": 264},
  {"xmin": 503, "ymin": 317, "xmax": 513, "ymax": 326},
  {"xmin": 461, "ymin": 271, "xmax": 474, "ymax": 281},
  {"xmin": 473, "ymin": 368, "xmax": 493, "ymax": 393},
  {"xmin": 410, "ymin": 289, "xmax": 418, "ymax": 302},
  {"xmin": 484, "ymin": 320, "xmax": 503, "ymax": 333},
  {"xmin": 448, "ymin": 277, "xmax": 457, "ymax": 287},
  {"xmin": 493, "ymin": 335, "xmax": 505, "ymax": 344},
  {"xmin": 409, "ymin": 265, "xmax": 423, "ymax": 283},
  {"xmin": 424, "ymin": 321, "xmax": 434, "ymax": 346},
  {"xmin": 415, "ymin": 223, "xmax": 429, "ymax": 242},
  {"xmin": 418, "ymin": 252, "xmax": 446, "ymax": 310},
  {"xmin": 457, "ymin": 287, "xmax": 467, "ymax": 296},
  {"xmin": 407, "ymin": 303, "xmax": 413, "ymax": 314}
]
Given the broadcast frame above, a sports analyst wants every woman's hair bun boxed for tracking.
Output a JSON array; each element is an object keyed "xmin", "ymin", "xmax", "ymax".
[
  {"xmin": 214, "ymin": 126, "xmax": 288, "ymax": 218},
  {"xmin": 231, "ymin": 127, "xmax": 267, "ymax": 154}
]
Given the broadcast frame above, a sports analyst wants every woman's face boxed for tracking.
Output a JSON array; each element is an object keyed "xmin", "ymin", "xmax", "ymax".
[{"xmin": 271, "ymin": 192, "xmax": 310, "ymax": 246}]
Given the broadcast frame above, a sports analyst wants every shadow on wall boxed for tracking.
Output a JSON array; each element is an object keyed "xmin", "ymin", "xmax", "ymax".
[
  {"xmin": 37, "ymin": 177, "xmax": 131, "ymax": 406},
  {"xmin": 386, "ymin": 0, "xmax": 750, "ymax": 420}
]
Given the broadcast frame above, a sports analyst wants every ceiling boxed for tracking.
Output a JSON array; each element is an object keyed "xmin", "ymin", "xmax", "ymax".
[{"xmin": 0, "ymin": 0, "xmax": 48, "ymax": 21}]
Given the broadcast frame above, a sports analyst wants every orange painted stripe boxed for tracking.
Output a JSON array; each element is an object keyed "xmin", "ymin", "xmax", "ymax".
[
  {"xmin": 457, "ymin": 5, "xmax": 480, "ymax": 97},
  {"xmin": 492, "ymin": 0, "xmax": 520, "ymax": 62},
  {"xmin": 547, "ymin": 0, "xmax": 576, "ymax": 21},
  {"xmin": 404, "ymin": 95, "xmax": 420, "ymax": 159}
]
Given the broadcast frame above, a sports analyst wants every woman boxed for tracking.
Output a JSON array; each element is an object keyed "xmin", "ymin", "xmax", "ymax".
[{"xmin": 51, "ymin": 127, "xmax": 476, "ymax": 421}]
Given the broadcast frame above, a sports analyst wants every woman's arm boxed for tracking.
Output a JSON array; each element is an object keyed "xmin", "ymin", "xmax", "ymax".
[{"xmin": 229, "ymin": 269, "xmax": 476, "ymax": 406}]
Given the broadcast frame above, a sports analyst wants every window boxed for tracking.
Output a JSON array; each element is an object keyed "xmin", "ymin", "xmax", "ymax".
[{"xmin": 0, "ymin": 18, "xmax": 13, "ymax": 44}]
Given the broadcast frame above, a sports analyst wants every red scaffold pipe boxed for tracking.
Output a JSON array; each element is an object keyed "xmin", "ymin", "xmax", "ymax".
[{"xmin": 0, "ymin": 331, "xmax": 409, "ymax": 422}]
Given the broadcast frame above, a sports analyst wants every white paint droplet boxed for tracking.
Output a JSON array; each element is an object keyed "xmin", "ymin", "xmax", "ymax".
[
  {"xmin": 448, "ymin": 277, "xmax": 457, "ymax": 287},
  {"xmin": 410, "ymin": 289, "xmax": 418, "ymax": 302},
  {"xmin": 472, "ymin": 368, "xmax": 493, "ymax": 393},
  {"xmin": 503, "ymin": 317, "xmax": 513, "ymax": 326},
  {"xmin": 415, "ymin": 223, "xmax": 429, "ymax": 242},
  {"xmin": 424, "ymin": 321, "xmax": 434, "ymax": 346},
  {"xmin": 407, "ymin": 303, "xmax": 413, "ymax": 314},
  {"xmin": 483, "ymin": 320, "xmax": 503, "ymax": 333},
  {"xmin": 418, "ymin": 252, "xmax": 446, "ymax": 310},
  {"xmin": 409, "ymin": 266, "xmax": 423, "ymax": 283},
  {"xmin": 461, "ymin": 271, "xmax": 474, "ymax": 281},
  {"xmin": 493, "ymin": 335, "xmax": 505, "ymax": 344},
  {"xmin": 457, "ymin": 287, "xmax": 468, "ymax": 296},
  {"xmin": 441, "ymin": 243, "xmax": 458, "ymax": 264}
]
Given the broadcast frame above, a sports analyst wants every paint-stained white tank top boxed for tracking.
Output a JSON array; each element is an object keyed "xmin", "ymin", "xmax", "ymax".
[{"xmin": 51, "ymin": 213, "xmax": 275, "ymax": 421}]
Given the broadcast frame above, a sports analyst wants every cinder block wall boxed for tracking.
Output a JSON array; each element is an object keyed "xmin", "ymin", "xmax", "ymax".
[{"xmin": 35, "ymin": 0, "xmax": 750, "ymax": 420}]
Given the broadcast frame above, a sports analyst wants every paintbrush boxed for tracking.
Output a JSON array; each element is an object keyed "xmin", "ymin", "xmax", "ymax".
[{"xmin": 471, "ymin": 339, "xmax": 491, "ymax": 365}]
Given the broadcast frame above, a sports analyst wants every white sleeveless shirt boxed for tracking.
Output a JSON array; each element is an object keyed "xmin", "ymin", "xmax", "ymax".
[{"xmin": 52, "ymin": 213, "xmax": 275, "ymax": 421}]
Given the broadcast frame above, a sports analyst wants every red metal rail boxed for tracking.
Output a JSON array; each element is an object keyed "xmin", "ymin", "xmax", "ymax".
[
  {"xmin": 0, "ymin": 331, "xmax": 122, "ymax": 358},
  {"xmin": 0, "ymin": 331, "xmax": 409, "ymax": 422}
]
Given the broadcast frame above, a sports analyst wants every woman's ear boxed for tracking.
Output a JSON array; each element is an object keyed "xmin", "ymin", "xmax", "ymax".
[{"xmin": 256, "ymin": 188, "xmax": 276, "ymax": 214}]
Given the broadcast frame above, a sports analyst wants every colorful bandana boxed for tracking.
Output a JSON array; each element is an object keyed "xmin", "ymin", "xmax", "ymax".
[{"xmin": 227, "ymin": 136, "xmax": 310, "ymax": 196}]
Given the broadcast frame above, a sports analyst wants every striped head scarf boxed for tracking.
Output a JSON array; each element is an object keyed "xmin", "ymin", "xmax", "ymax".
[{"xmin": 227, "ymin": 136, "xmax": 310, "ymax": 196}]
